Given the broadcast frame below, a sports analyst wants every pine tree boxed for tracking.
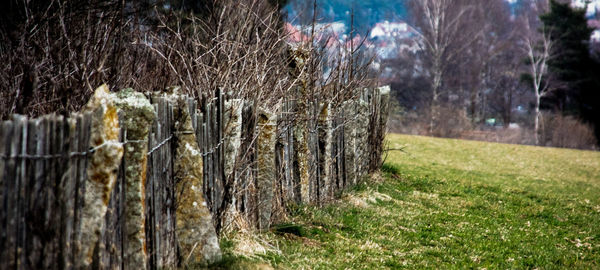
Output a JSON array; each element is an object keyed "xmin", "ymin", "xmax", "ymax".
[{"xmin": 540, "ymin": 0, "xmax": 600, "ymax": 141}]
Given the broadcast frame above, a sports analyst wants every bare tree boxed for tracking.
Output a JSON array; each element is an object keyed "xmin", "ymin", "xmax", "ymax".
[
  {"xmin": 521, "ymin": 17, "xmax": 556, "ymax": 145},
  {"xmin": 409, "ymin": 0, "xmax": 483, "ymax": 134}
]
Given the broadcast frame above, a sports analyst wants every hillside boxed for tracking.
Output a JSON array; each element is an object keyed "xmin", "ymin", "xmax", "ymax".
[{"xmin": 215, "ymin": 134, "xmax": 600, "ymax": 269}]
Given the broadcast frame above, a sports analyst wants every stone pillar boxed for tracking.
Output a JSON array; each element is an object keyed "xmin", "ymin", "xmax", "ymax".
[
  {"xmin": 111, "ymin": 88, "xmax": 155, "ymax": 269},
  {"xmin": 223, "ymin": 99, "xmax": 243, "ymax": 179},
  {"xmin": 221, "ymin": 99, "xmax": 243, "ymax": 231},
  {"xmin": 342, "ymin": 100, "xmax": 357, "ymax": 186},
  {"xmin": 378, "ymin": 86, "xmax": 391, "ymax": 135},
  {"xmin": 355, "ymin": 100, "xmax": 370, "ymax": 180},
  {"xmin": 78, "ymin": 84, "xmax": 124, "ymax": 268},
  {"xmin": 342, "ymin": 98, "xmax": 370, "ymax": 185},
  {"xmin": 318, "ymin": 103, "xmax": 334, "ymax": 202},
  {"xmin": 170, "ymin": 97, "xmax": 222, "ymax": 266},
  {"xmin": 293, "ymin": 101, "xmax": 311, "ymax": 204},
  {"xmin": 257, "ymin": 108, "xmax": 276, "ymax": 231}
]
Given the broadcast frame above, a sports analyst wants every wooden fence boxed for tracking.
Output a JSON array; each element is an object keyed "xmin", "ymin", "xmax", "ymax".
[{"xmin": 0, "ymin": 85, "xmax": 390, "ymax": 269}]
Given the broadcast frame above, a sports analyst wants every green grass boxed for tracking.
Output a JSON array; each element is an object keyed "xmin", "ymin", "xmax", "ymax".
[{"xmin": 215, "ymin": 134, "xmax": 600, "ymax": 269}]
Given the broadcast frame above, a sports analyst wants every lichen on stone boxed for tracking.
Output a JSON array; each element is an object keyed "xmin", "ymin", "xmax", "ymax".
[
  {"xmin": 78, "ymin": 84, "xmax": 124, "ymax": 268},
  {"xmin": 167, "ymin": 94, "xmax": 222, "ymax": 266},
  {"xmin": 318, "ymin": 103, "xmax": 334, "ymax": 202},
  {"xmin": 292, "ymin": 96, "xmax": 311, "ymax": 204},
  {"xmin": 257, "ymin": 107, "xmax": 277, "ymax": 231},
  {"xmin": 221, "ymin": 99, "xmax": 244, "ymax": 232},
  {"xmin": 109, "ymin": 87, "xmax": 156, "ymax": 269}
]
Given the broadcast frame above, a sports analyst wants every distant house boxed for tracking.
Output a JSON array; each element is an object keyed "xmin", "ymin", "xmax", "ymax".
[
  {"xmin": 592, "ymin": 30, "xmax": 600, "ymax": 43},
  {"xmin": 587, "ymin": 20, "xmax": 600, "ymax": 43},
  {"xmin": 285, "ymin": 22, "xmax": 350, "ymax": 46},
  {"xmin": 369, "ymin": 21, "xmax": 414, "ymax": 39},
  {"xmin": 571, "ymin": 0, "xmax": 600, "ymax": 17},
  {"xmin": 285, "ymin": 23, "xmax": 309, "ymax": 43},
  {"xmin": 368, "ymin": 21, "xmax": 420, "ymax": 59}
]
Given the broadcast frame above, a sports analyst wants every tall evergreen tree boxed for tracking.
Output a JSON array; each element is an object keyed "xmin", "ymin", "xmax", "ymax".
[{"xmin": 540, "ymin": 0, "xmax": 600, "ymax": 141}]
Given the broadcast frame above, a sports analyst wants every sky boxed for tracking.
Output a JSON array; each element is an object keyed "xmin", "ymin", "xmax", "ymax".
[
  {"xmin": 285, "ymin": 0, "xmax": 599, "ymax": 34},
  {"xmin": 284, "ymin": 0, "xmax": 408, "ymax": 34}
]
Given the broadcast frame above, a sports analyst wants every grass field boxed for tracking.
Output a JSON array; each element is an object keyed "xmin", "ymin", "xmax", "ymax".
[{"xmin": 213, "ymin": 134, "xmax": 600, "ymax": 269}]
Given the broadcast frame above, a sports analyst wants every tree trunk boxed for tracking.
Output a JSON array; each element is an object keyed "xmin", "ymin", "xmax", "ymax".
[
  {"xmin": 534, "ymin": 95, "xmax": 541, "ymax": 145},
  {"xmin": 429, "ymin": 60, "xmax": 442, "ymax": 135}
]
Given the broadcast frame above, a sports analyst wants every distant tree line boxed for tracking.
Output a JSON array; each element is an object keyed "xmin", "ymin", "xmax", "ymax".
[{"xmin": 386, "ymin": 0, "xmax": 599, "ymax": 147}]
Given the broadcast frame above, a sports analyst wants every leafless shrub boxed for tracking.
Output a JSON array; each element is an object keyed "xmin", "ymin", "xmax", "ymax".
[
  {"xmin": 540, "ymin": 112, "xmax": 597, "ymax": 150},
  {"xmin": 0, "ymin": 0, "xmax": 171, "ymax": 118},
  {"xmin": 1, "ymin": 0, "xmax": 377, "ymax": 128},
  {"xmin": 145, "ymin": 0, "xmax": 294, "ymax": 105},
  {"xmin": 459, "ymin": 128, "xmax": 535, "ymax": 145},
  {"xmin": 387, "ymin": 108, "xmax": 429, "ymax": 136},
  {"xmin": 388, "ymin": 101, "xmax": 472, "ymax": 138},
  {"xmin": 430, "ymin": 104, "xmax": 473, "ymax": 138},
  {"xmin": 453, "ymin": 113, "xmax": 597, "ymax": 149}
]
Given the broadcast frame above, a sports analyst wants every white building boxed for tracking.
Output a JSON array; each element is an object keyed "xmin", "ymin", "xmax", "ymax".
[
  {"xmin": 592, "ymin": 30, "xmax": 600, "ymax": 42},
  {"xmin": 370, "ymin": 21, "xmax": 412, "ymax": 39},
  {"xmin": 571, "ymin": 0, "xmax": 600, "ymax": 17}
]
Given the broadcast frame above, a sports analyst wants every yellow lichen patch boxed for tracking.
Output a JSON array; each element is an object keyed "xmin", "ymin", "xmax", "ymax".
[{"xmin": 104, "ymin": 105, "xmax": 120, "ymax": 141}]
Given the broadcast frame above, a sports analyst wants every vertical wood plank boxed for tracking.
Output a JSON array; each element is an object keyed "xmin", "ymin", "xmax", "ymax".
[
  {"xmin": 196, "ymin": 110, "xmax": 204, "ymax": 158},
  {"xmin": 217, "ymin": 89, "xmax": 225, "ymax": 218},
  {"xmin": 166, "ymin": 99, "xmax": 176, "ymax": 266},
  {"xmin": 56, "ymin": 117, "xmax": 69, "ymax": 270},
  {"xmin": 153, "ymin": 100, "xmax": 162, "ymax": 268},
  {"xmin": 160, "ymin": 98, "xmax": 167, "ymax": 268},
  {"xmin": 46, "ymin": 117, "xmax": 59, "ymax": 269},
  {"xmin": 286, "ymin": 101, "xmax": 295, "ymax": 202},
  {"xmin": 62, "ymin": 116, "xmax": 79, "ymax": 270},
  {"xmin": 202, "ymin": 121, "xmax": 208, "ymax": 201},
  {"xmin": 28, "ymin": 117, "xmax": 45, "ymax": 269},
  {"xmin": 0, "ymin": 121, "xmax": 7, "ymax": 193},
  {"xmin": 205, "ymin": 102, "xmax": 213, "ymax": 212},
  {"xmin": 8, "ymin": 117, "xmax": 23, "ymax": 269},
  {"xmin": 15, "ymin": 116, "xmax": 28, "ymax": 270},
  {"xmin": 212, "ymin": 99, "xmax": 218, "ymax": 214},
  {"xmin": 4, "ymin": 116, "xmax": 23, "ymax": 269},
  {"xmin": 13, "ymin": 116, "xmax": 26, "ymax": 270},
  {"xmin": 39, "ymin": 117, "xmax": 51, "ymax": 268},
  {"xmin": 159, "ymin": 99, "xmax": 166, "ymax": 267},
  {"xmin": 23, "ymin": 119, "xmax": 38, "ymax": 269},
  {"xmin": 0, "ymin": 121, "xmax": 11, "ymax": 267},
  {"xmin": 72, "ymin": 113, "xmax": 91, "ymax": 268},
  {"xmin": 145, "ymin": 103, "xmax": 157, "ymax": 270}
]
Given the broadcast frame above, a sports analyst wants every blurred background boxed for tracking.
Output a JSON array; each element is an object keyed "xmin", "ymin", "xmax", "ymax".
[{"xmin": 284, "ymin": 0, "xmax": 600, "ymax": 150}]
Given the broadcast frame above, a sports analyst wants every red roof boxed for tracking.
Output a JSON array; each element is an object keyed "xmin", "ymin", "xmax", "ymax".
[{"xmin": 285, "ymin": 23, "xmax": 309, "ymax": 43}]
